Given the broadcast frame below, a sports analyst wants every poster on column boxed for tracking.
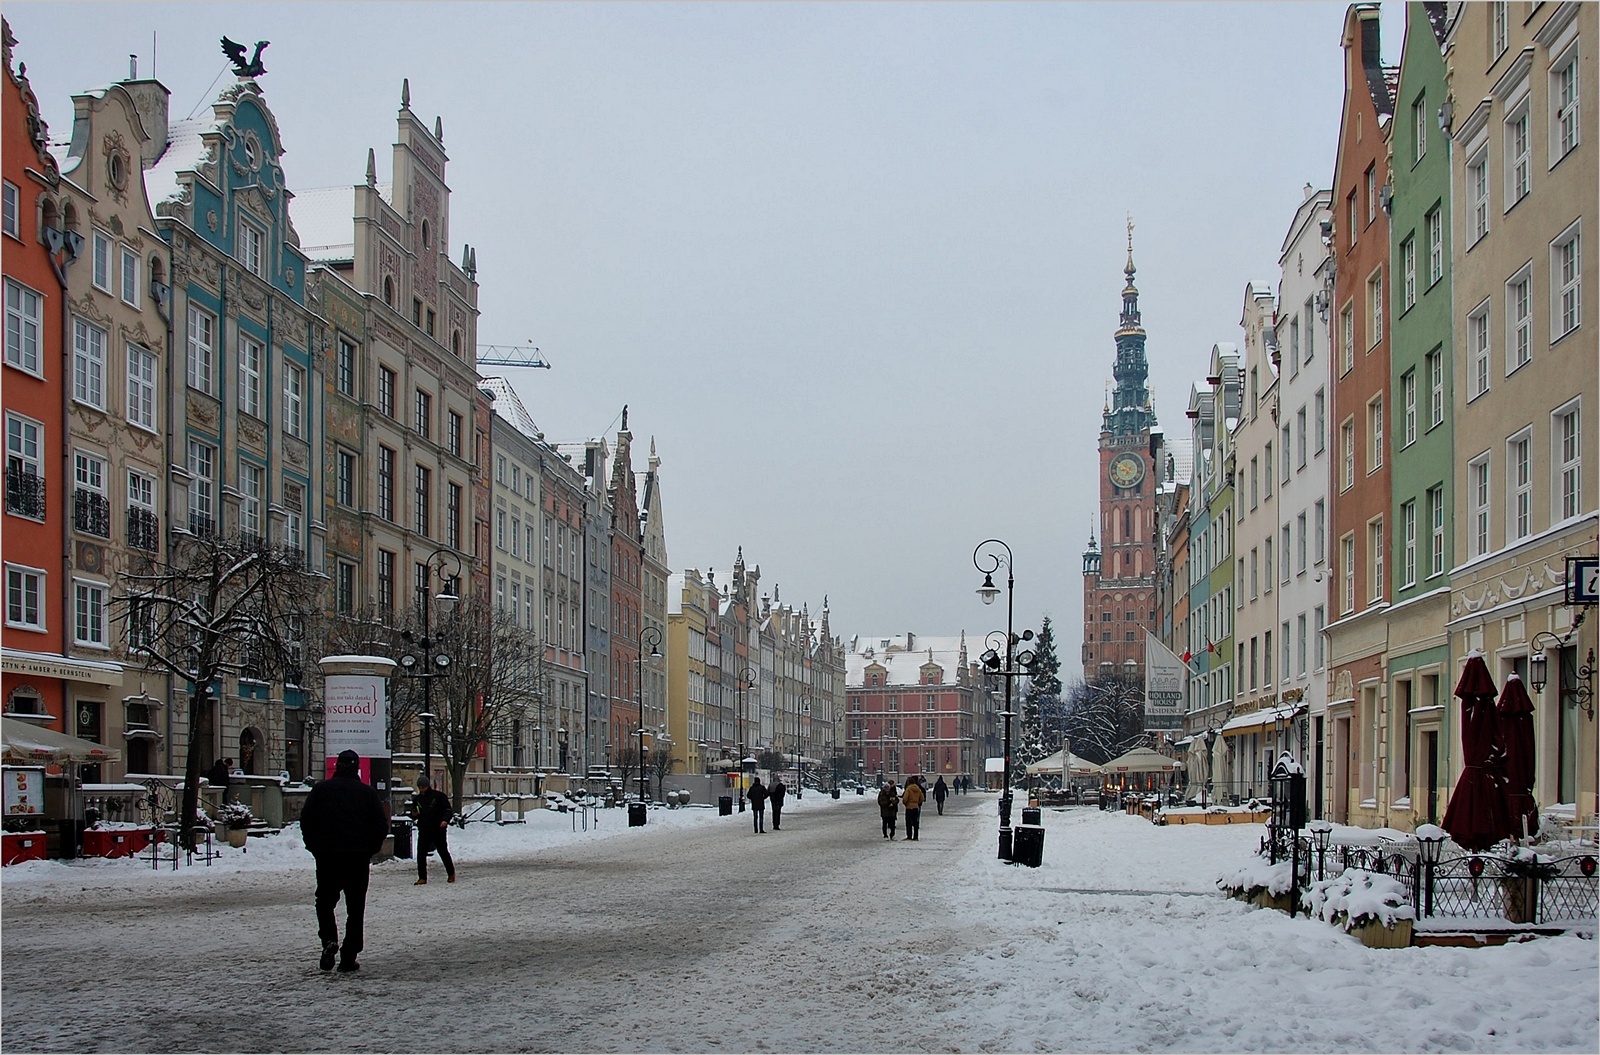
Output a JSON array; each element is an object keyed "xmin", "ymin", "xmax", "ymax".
[{"xmin": 324, "ymin": 674, "xmax": 388, "ymax": 781}]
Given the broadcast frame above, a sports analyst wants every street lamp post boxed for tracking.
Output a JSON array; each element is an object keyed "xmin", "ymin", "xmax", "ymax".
[
  {"xmin": 735, "ymin": 666, "xmax": 755, "ymax": 812},
  {"xmin": 974, "ymin": 538, "xmax": 1035, "ymax": 844},
  {"xmin": 637, "ymin": 626, "xmax": 662, "ymax": 801},
  {"xmin": 398, "ymin": 547, "xmax": 460, "ymax": 789},
  {"xmin": 796, "ymin": 690, "xmax": 810, "ymax": 799}
]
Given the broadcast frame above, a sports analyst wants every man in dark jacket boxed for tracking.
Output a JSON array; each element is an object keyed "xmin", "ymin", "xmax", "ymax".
[
  {"xmin": 746, "ymin": 776, "xmax": 768, "ymax": 833},
  {"xmin": 768, "ymin": 778, "xmax": 787, "ymax": 831},
  {"xmin": 300, "ymin": 750, "xmax": 388, "ymax": 972},
  {"xmin": 410, "ymin": 775, "xmax": 456, "ymax": 884},
  {"xmin": 932, "ymin": 776, "xmax": 949, "ymax": 815}
]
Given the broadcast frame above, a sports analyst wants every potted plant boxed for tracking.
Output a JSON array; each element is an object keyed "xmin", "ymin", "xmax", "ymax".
[
  {"xmin": 1500, "ymin": 847, "xmax": 1556, "ymax": 924},
  {"xmin": 218, "ymin": 801, "xmax": 253, "ymax": 848},
  {"xmin": 1304, "ymin": 868, "xmax": 1415, "ymax": 948}
]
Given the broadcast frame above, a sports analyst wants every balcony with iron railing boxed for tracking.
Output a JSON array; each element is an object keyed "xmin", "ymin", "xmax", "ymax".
[
  {"xmin": 188, "ymin": 512, "xmax": 215, "ymax": 537},
  {"xmin": 5, "ymin": 465, "xmax": 45, "ymax": 519},
  {"xmin": 74, "ymin": 488, "xmax": 111, "ymax": 537},
  {"xmin": 127, "ymin": 508, "xmax": 160, "ymax": 551}
]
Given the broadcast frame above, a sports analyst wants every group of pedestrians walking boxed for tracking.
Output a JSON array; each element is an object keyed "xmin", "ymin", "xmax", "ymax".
[
  {"xmin": 744, "ymin": 775, "xmax": 788, "ymax": 833},
  {"xmin": 878, "ymin": 774, "xmax": 953, "ymax": 839}
]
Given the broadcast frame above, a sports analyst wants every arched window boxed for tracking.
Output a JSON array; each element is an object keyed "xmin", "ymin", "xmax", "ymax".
[{"xmin": 383, "ymin": 275, "xmax": 395, "ymax": 306}]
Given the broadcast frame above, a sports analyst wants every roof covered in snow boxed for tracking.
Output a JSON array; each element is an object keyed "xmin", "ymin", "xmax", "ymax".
[{"xmin": 846, "ymin": 633, "xmax": 972, "ymax": 685}]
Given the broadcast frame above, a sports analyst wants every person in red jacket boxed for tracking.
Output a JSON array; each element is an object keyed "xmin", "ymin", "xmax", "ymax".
[{"xmin": 300, "ymin": 750, "xmax": 388, "ymax": 972}]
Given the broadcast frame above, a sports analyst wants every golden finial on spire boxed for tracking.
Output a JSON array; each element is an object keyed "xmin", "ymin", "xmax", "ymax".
[{"xmin": 1125, "ymin": 214, "xmax": 1136, "ymax": 276}]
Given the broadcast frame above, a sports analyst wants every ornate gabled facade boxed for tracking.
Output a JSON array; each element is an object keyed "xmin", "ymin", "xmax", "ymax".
[
  {"xmin": 1083, "ymin": 234, "xmax": 1160, "ymax": 687},
  {"xmin": 141, "ymin": 68, "xmax": 319, "ymax": 778},
  {"xmin": 845, "ymin": 632, "xmax": 995, "ymax": 787},
  {"xmin": 638, "ymin": 439, "xmax": 669, "ymax": 736},
  {"xmin": 606, "ymin": 411, "xmax": 643, "ymax": 753}
]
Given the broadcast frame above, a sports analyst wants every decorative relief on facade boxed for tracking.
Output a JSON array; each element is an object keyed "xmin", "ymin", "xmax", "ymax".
[
  {"xmin": 187, "ymin": 391, "xmax": 220, "ymax": 430},
  {"xmin": 378, "ymin": 209, "xmax": 403, "ymax": 239},
  {"xmin": 1334, "ymin": 669, "xmax": 1354, "ymax": 701},
  {"xmin": 281, "ymin": 436, "xmax": 309, "ymax": 471},
  {"xmin": 102, "ymin": 130, "xmax": 132, "ymax": 205},
  {"xmin": 206, "ymin": 209, "xmax": 219, "ymax": 232},
  {"xmin": 238, "ymin": 278, "xmax": 266, "ymax": 313},
  {"xmin": 375, "ymin": 318, "xmax": 408, "ymax": 353},
  {"xmin": 68, "ymin": 291, "xmax": 113, "ymax": 327},
  {"xmin": 238, "ymin": 414, "xmax": 266, "ymax": 450}
]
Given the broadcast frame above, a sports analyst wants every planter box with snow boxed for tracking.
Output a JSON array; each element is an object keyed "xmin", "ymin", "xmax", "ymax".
[{"xmin": 1347, "ymin": 916, "xmax": 1413, "ymax": 949}]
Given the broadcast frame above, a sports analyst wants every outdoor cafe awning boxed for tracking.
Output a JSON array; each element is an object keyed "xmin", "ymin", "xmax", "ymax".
[
  {"xmin": 1100, "ymin": 747, "xmax": 1181, "ymax": 773},
  {"xmin": 1024, "ymin": 750, "xmax": 1102, "ymax": 776},
  {"xmin": 2, "ymin": 716, "xmax": 122, "ymax": 765},
  {"xmin": 1219, "ymin": 703, "xmax": 1306, "ymax": 736}
]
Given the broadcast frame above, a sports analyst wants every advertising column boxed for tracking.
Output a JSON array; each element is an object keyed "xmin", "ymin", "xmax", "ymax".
[{"xmin": 318, "ymin": 656, "xmax": 397, "ymax": 793}]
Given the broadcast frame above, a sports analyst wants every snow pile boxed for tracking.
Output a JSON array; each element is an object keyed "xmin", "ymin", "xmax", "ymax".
[
  {"xmin": 1217, "ymin": 856, "xmax": 1295, "ymax": 896},
  {"xmin": 1304, "ymin": 868, "xmax": 1417, "ymax": 930}
]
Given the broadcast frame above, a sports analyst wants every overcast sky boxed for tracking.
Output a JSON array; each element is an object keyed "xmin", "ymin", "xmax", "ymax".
[{"xmin": 7, "ymin": 2, "xmax": 1405, "ymax": 680}]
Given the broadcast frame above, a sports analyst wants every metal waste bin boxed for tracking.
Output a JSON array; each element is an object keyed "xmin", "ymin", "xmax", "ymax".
[
  {"xmin": 628, "ymin": 802, "xmax": 648, "ymax": 827},
  {"xmin": 390, "ymin": 818, "xmax": 413, "ymax": 859},
  {"xmin": 856, "ymin": 785, "xmax": 865, "ymax": 795},
  {"xmin": 718, "ymin": 795, "xmax": 734, "ymax": 816},
  {"xmin": 998, "ymin": 825, "xmax": 1014, "ymax": 861},
  {"xmin": 831, "ymin": 788, "xmax": 841, "ymax": 799},
  {"xmin": 1012, "ymin": 823, "xmax": 1045, "ymax": 867},
  {"xmin": 1021, "ymin": 806, "xmax": 1042, "ymax": 826}
]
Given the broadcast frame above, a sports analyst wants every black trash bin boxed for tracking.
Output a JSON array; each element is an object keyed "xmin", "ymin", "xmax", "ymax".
[
  {"xmin": 628, "ymin": 802, "xmax": 648, "ymax": 827},
  {"xmin": 1021, "ymin": 806, "xmax": 1042, "ymax": 826},
  {"xmin": 718, "ymin": 794, "xmax": 734, "ymax": 816},
  {"xmin": 1012, "ymin": 823, "xmax": 1045, "ymax": 867},
  {"xmin": 831, "ymin": 788, "xmax": 841, "ymax": 800},
  {"xmin": 390, "ymin": 818, "xmax": 413, "ymax": 859},
  {"xmin": 997, "ymin": 825, "xmax": 1014, "ymax": 861},
  {"xmin": 856, "ymin": 786, "xmax": 865, "ymax": 796},
  {"xmin": 56, "ymin": 818, "xmax": 83, "ymax": 859}
]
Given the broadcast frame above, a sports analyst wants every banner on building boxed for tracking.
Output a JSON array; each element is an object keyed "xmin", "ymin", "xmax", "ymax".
[
  {"xmin": 324, "ymin": 673, "xmax": 388, "ymax": 778},
  {"xmin": 1144, "ymin": 633, "xmax": 1186, "ymax": 732}
]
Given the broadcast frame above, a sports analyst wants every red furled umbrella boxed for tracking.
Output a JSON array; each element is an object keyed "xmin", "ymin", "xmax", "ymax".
[
  {"xmin": 1496, "ymin": 673, "xmax": 1539, "ymax": 840},
  {"xmin": 1441, "ymin": 653, "xmax": 1512, "ymax": 851}
]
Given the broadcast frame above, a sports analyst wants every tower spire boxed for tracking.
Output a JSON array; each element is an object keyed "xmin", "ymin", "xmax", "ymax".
[{"xmin": 1106, "ymin": 220, "xmax": 1155, "ymax": 437}]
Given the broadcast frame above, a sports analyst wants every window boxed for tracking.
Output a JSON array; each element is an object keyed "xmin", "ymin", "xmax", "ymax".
[
  {"xmin": 336, "ymin": 561, "xmax": 356, "ymax": 615},
  {"xmin": 1552, "ymin": 224, "xmax": 1581, "ymax": 338},
  {"xmin": 6, "ymin": 413, "xmax": 44, "ymax": 519},
  {"xmin": 1507, "ymin": 268, "xmax": 1532, "ymax": 372},
  {"xmin": 186, "ymin": 307, "xmax": 214, "ymax": 393},
  {"xmin": 237, "ymin": 218, "xmax": 264, "ymax": 276},
  {"xmin": 1368, "ymin": 518, "xmax": 1385, "ymax": 601},
  {"xmin": 72, "ymin": 318, "xmax": 106, "ymax": 408},
  {"xmin": 6, "ymin": 565, "xmax": 44, "ymax": 630},
  {"xmin": 336, "ymin": 338, "xmax": 356, "ymax": 397},
  {"xmin": 377, "ymin": 446, "xmax": 395, "ymax": 521},
  {"xmin": 1304, "ymin": 298, "xmax": 1316, "ymax": 362},
  {"xmin": 1315, "ymin": 389, "xmax": 1326, "ymax": 453},
  {"xmin": 92, "ymin": 231, "xmax": 111, "ymax": 290},
  {"xmin": 496, "ymin": 508, "xmax": 506, "ymax": 551},
  {"xmin": 1469, "ymin": 454, "xmax": 1492, "ymax": 558},
  {"xmin": 336, "ymin": 449, "xmax": 356, "ymax": 507},
  {"xmin": 1427, "ymin": 349, "xmax": 1445, "ymax": 428},
  {"xmin": 448, "ymin": 410, "xmax": 463, "ymax": 458},
  {"xmin": 1346, "ymin": 191, "xmax": 1358, "ymax": 248},
  {"xmin": 1468, "ymin": 303, "xmax": 1492, "ymax": 400},
  {"xmin": 238, "ymin": 334, "xmax": 262, "ymax": 417},
  {"xmin": 74, "ymin": 579, "xmax": 108, "ymax": 647},
  {"xmin": 127, "ymin": 469, "xmax": 158, "ymax": 551},
  {"xmin": 1400, "ymin": 500, "xmax": 1417, "ymax": 589},
  {"xmin": 1318, "ymin": 499, "xmax": 1329, "ymax": 570},
  {"xmin": 1507, "ymin": 429, "xmax": 1532, "ymax": 542},
  {"xmin": 378, "ymin": 365, "xmax": 395, "ymax": 418},
  {"xmin": 282, "ymin": 481, "xmax": 303, "ymax": 552},
  {"xmin": 1314, "ymin": 606, "xmax": 1326, "ymax": 669},
  {"xmin": 1368, "ymin": 268, "xmax": 1384, "ymax": 347},
  {"xmin": 239, "ymin": 462, "xmax": 263, "ymax": 541},
  {"xmin": 1297, "ymin": 613, "xmax": 1308, "ymax": 676},
  {"xmin": 1297, "ymin": 511, "xmax": 1308, "ymax": 573},
  {"xmin": 1280, "ymin": 526, "xmax": 1290, "ymax": 583},
  {"xmin": 1277, "ymin": 432, "xmax": 1287, "ymax": 488},
  {"xmin": 1341, "ymin": 534, "xmax": 1356, "ymax": 615},
  {"xmin": 1340, "ymin": 305, "xmax": 1354, "ymax": 375},
  {"xmin": 1364, "ymin": 165, "xmax": 1376, "ymax": 225},
  {"xmin": 284, "ymin": 364, "xmax": 305, "ymax": 438},
  {"xmin": 1491, "ymin": 2, "xmax": 1507, "ymax": 58},
  {"xmin": 1340, "ymin": 419, "xmax": 1355, "ymax": 491},
  {"xmin": 1249, "ymin": 550, "xmax": 1258, "ymax": 599},
  {"xmin": 1505, "ymin": 102, "xmax": 1531, "ymax": 206},
  {"xmin": 1412, "ymin": 92, "xmax": 1427, "ymax": 163},
  {"xmin": 1296, "ymin": 406, "xmax": 1308, "ymax": 468},
  {"xmin": 1249, "ymin": 458, "xmax": 1258, "ymax": 510},
  {"xmin": 187, "ymin": 439, "xmax": 214, "ymax": 533},
  {"xmin": 1288, "ymin": 317, "xmax": 1300, "ymax": 374},
  {"xmin": 377, "ymin": 549, "xmax": 395, "ymax": 612},
  {"xmin": 414, "ymin": 389, "xmax": 431, "ymax": 440},
  {"xmin": 1426, "ymin": 207, "xmax": 1443, "ymax": 286},
  {"xmin": 447, "ymin": 482, "xmax": 462, "ymax": 549},
  {"xmin": 1401, "ymin": 370, "xmax": 1417, "ymax": 448},
  {"xmin": 1428, "ymin": 484, "xmax": 1445, "ymax": 578},
  {"xmin": 73, "ymin": 450, "xmax": 108, "ymax": 536},
  {"xmin": 120, "ymin": 247, "xmax": 140, "ymax": 307},
  {"xmin": 4, "ymin": 279, "xmax": 42, "ymax": 374},
  {"xmin": 1554, "ymin": 403, "xmax": 1582, "ymax": 521},
  {"xmin": 1368, "ymin": 397, "xmax": 1384, "ymax": 472},
  {"xmin": 126, "ymin": 344, "xmax": 157, "ymax": 431},
  {"xmin": 1468, "ymin": 147, "xmax": 1490, "ymax": 243},
  {"xmin": 1, "ymin": 181, "xmax": 17, "ymax": 238},
  {"xmin": 414, "ymin": 465, "xmax": 431, "ymax": 537},
  {"xmin": 1401, "ymin": 236, "xmax": 1416, "ymax": 311},
  {"xmin": 1552, "ymin": 45, "xmax": 1580, "ymax": 160}
]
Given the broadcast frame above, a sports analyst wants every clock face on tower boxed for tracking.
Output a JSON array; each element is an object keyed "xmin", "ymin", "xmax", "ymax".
[{"xmin": 1108, "ymin": 452, "xmax": 1145, "ymax": 489}]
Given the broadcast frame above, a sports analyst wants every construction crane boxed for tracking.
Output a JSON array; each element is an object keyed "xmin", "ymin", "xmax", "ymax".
[{"xmin": 475, "ymin": 342, "xmax": 551, "ymax": 369}]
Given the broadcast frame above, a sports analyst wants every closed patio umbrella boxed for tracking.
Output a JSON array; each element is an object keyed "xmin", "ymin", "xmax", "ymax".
[
  {"xmin": 1440, "ymin": 653, "xmax": 1511, "ymax": 851},
  {"xmin": 1496, "ymin": 673, "xmax": 1539, "ymax": 840}
]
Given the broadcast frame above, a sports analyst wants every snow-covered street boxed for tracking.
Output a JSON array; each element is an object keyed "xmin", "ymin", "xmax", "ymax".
[{"xmin": 2, "ymin": 793, "xmax": 1595, "ymax": 1054}]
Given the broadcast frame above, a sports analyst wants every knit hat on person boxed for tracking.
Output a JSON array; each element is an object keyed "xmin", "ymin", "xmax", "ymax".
[
  {"xmin": 416, "ymin": 775, "xmax": 430, "ymax": 787},
  {"xmin": 334, "ymin": 750, "xmax": 360, "ymax": 776}
]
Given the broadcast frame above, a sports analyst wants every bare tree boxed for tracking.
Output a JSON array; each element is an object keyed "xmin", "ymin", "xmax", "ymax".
[
  {"xmin": 426, "ymin": 597, "xmax": 546, "ymax": 811},
  {"xmin": 1062, "ymin": 674, "xmax": 1148, "ymax": 765},
  {"xmin": 113, "ymin": 534, "xmax": 324, "ymax": 849},
  {"xmin": 616, "ymin": 742, "xmax": 642, "ymax": 799},
  {"xmin": 650, "ymin": 743, "xmax": 678, "ymax": 801}
]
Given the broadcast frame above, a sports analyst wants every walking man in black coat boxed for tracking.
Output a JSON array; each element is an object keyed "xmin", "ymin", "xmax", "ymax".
[
  {"xmin": 411, "ymin": 775, "xmax": 456, "ymax": 884},
  {"xmin": 768, "ymin": 778, "xmax": 787, "ymax": 830},
  {"xmin": 747, "ymin": 776, "xmax": 769, "ymax": 833},
  {"xmin": 933, "ymin": 775, "xmax": 949, "ymax": 815},
  {"xmin": 300, "ymin": 750, "xmax": 389, "ymax": 972}
]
